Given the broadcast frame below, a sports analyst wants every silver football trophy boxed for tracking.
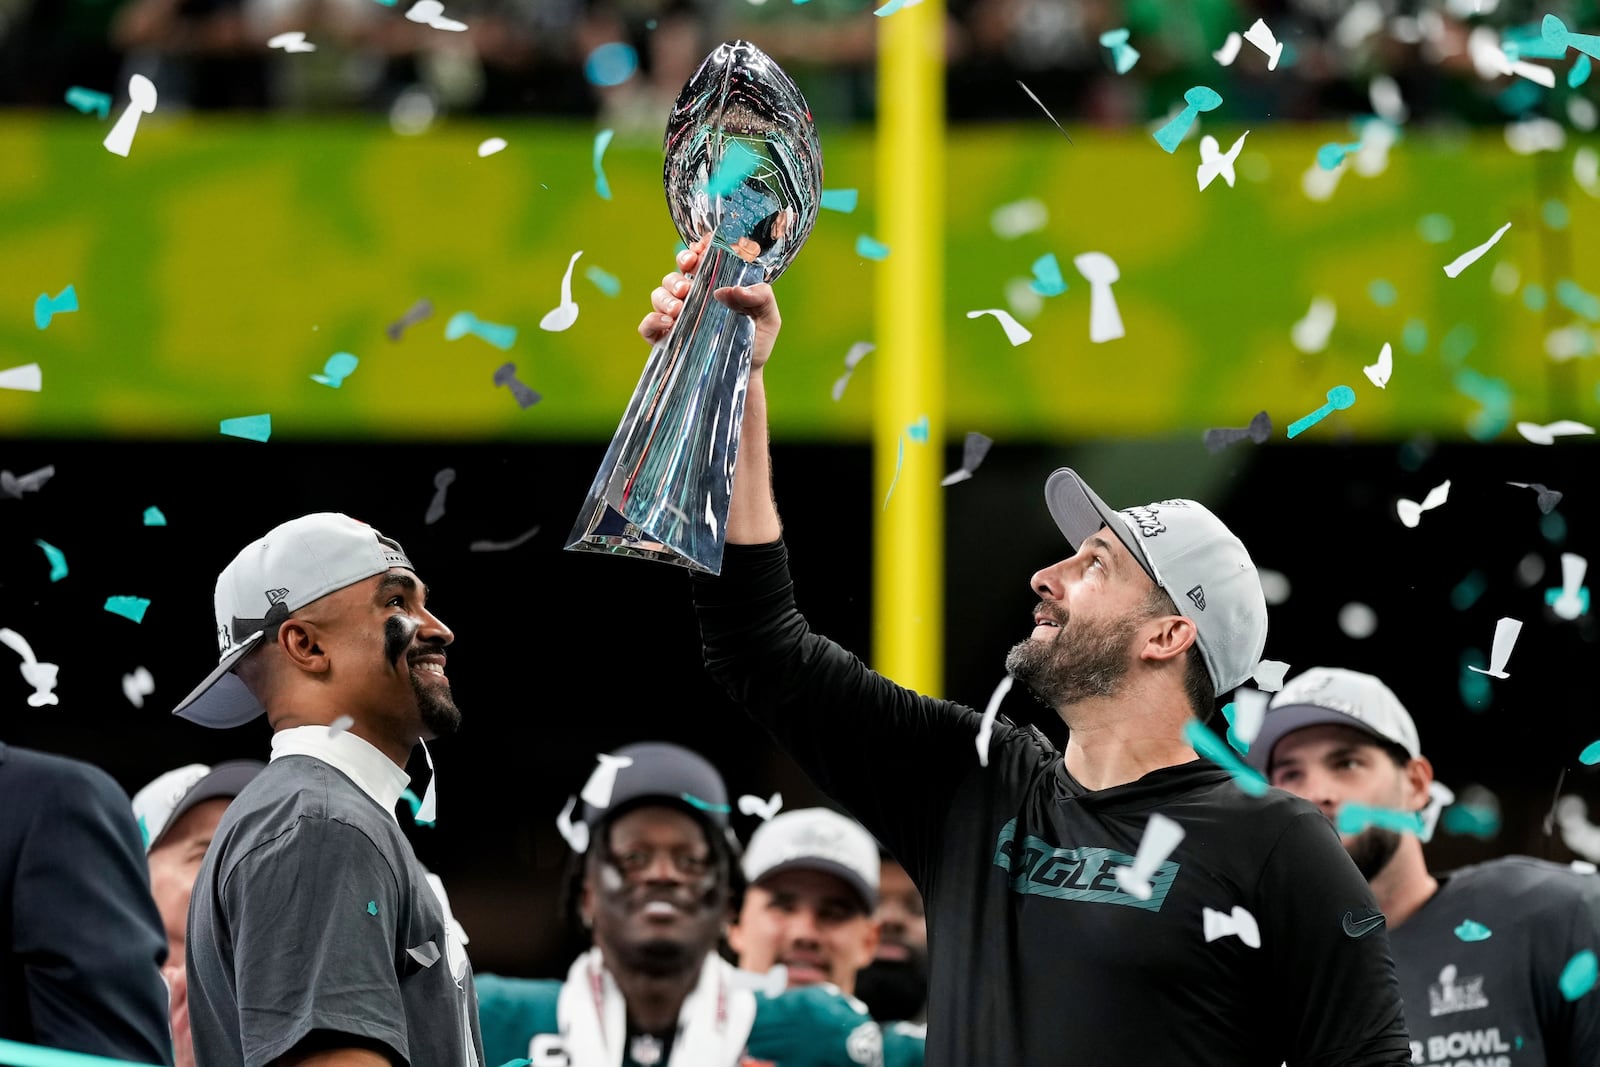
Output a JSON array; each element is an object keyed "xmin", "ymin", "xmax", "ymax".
[{"xmin": 565, "ymin": 41, "xmax": 823, "ymax": 574}]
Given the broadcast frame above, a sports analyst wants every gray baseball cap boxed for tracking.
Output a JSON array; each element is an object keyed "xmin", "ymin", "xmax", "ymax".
[
  {"xmin": 173, "ymin": 513, "xmax": 413, "ymax": 729},
  {"xmin": 1044, "ymin": 469, "xmax": 1268, "ymax": 694},
  {"xmin": 1247, "ymin": 666, "xmax": 1422, "ymax": 773},
  {"xmin": 131, "ymin": 760, "xmax": 265, "ymax": 852},
  {"xmin": 743, "ymin": 808, "xmax": 879, "ymax": 913}
]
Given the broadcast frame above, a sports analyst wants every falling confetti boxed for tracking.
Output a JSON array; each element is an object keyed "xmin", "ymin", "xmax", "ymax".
[
  {"xmin": 220, "ymin": 414, "xmax": 272, "ymax": 442},
  {"xmin": 882, "ymin": 435, "xmax": 905, "ymax": 511},
  {"xmin": 310, "ymin": 352, "xmax": 359, "ymax": 388},
  {"xmin": 940, "ymin": 432, "xmax": 994, "ymax": 486},
  {"xmin": 492, "ymin": 363, "xmax": 541, "ymax": 409},
  {"xmin": 407, "ymin": 941, "xmax": 442, "ymax": 968},
  {"xmin": 737, "ymin": 792, "xmax": 783, "ymax": 821},
  {"xmin": 976, "ymin": 674, "xmax": 1013, "ymax": 767},
  {"xmin": 1153, "ymin": 86, "xmax": 1222, "ymax": 153},
  {"xmin": 469, "ymin": 523, "xmax": 541, "ymax": 552},
  {"xmin": 831, "ymin": 341, "xmax": 874, "ymax": 401},
  {"xmin": 965, "ymin": 309, "xmax": 1032, "ymax": 346},
  {"xmin": 1290, "ymin": 297, "xmax": 1336, "ymax": 353},
  {"xmin": 1015, "ymin": 81, "xmax": 1073, "ymax": 142},
  {"xmin": 1113, "ymin": 813, "xmax": 1185, "ymax": 900},
  {"xmin": 1197, "ymin": 131, "xmax": 1248, "ymax": 190},
  {"xmin": 142, "ymin": 505, "xmax": 167, "ymax": 526},
  {"xmin": 593, "ymin": 129, "xmax": 615, "ymax": 200},
  {"xmin": 1454, "ymin": 920, "xmax": 1493, "ymax": 942},
  {"xmin": 424, "ymin": 468, "xmax": 455, "ymax": 525},
  {"xmin": 1252, "ymin": 661, "xmax": 1289, "ymax": 692},
  {"xmin": 1317, "ymin": 141, "xmax": 1362, "ymax": 170},
  {"xmin": 1517, "ymin": 420, "xmax": 1595, "ymax": 445},
  {"xmin": 329, "ymin": 714, "xmax": 355, "ymax": 738},
  {"xmin": 585, "ymin": 266, "xmax": 621, "ymax": 297},
  {"xmin": 539, "ymin": 251, "xmax": 583, "ymax": 332},
  {"xmin": 1396, "ymin": 480, "xmax": 1450, "ymax": 528},
  {"xmin": 122, "ymin": 666, "xmax": 155, "ymax": 708},
  {"xmin": 1363, "ymin": 343, "xmax": 1393, "ymax": 389},
  {"xmin": 1547, "ymin": 553, "xmax": 1589, "ymax": 620},
  {"xmin": 387, "ymin": 298, "xmax": 433, "ymax": 341},
  {"xmin": 405, "ymin": 0, "xmax": 467, "ymax": 30},
  {"xmin": 1203, "ymin": 411, "xmax": 1271, "ymax": 453},
  {"xmin": 0, "ymin": 465, "xmax": 54, "ymax": 497},
  {"xmin": 1184, "ymin": 720, "xmax": 1268, "ymax": 796},
  {"xmin": 1338, "ymin": 602, "xmax": 1378, "ymax": 639},
  {"xmin": 1443, "ymin": 222, "xmax": 1512, "ymax": 278},
  {"xmin": 34, "ymin": 285, "xmax": 78, "ymax": 330},
  {"xmin": 104, "ymin": 596, "xmax": 151, "ymax": 623},
  {"xmin": 1202, "ymin": 906, "xmax": 1261, "ymax": 948},
  {"xmin": 1242, "ymin": 17, "xmax": 1284, "ymax": 69},
  {"xmin": 366, "ymin": 900, "xmax": 379, "ymax": 916},
  {"xmin": 1559, "ymin": 950, "xmax": 1598, "ymax": 1002},
  {"xmin": 820, "ymin": 189, "xmax": 859, "ymax": 213},
  {"xmin": 906, "ymin": 415, "xmax": 929, "ymax": 444},
  {"xmin": 34, "ymin": 540, "xmax": 67, "ymax": 582},
  {"xmin": 64, "ymin": 86, "xmax": 111, "ymax": 118},
  {"xmin": 580, "ymin": 753, "xmax": 636, "ymax": 809},
  {"xmin": 856, "ymin": 235, "xmax": 891, "ymax": 260},
  {"xmin": 1213, "ymin": 32, "xmax": 1242, "ymax": 66},
  {"xmin": 1337, "ymin": 803, "xmax": 1425, "ymax": 836},
  {"xmin": 445, "ymin": 311, "xmax": 517, "ymax": 351},
  {"xmin": 104, "ymin": 74, "xmax": 156, "ymax": 157},
  {"xmin": 1074, "ymin": 252, "xmax": 1124, "ymax": 342},
  {"xmin": 0, "ymin": 628, "xmax": 59, "ymax": 707},
  {"xmin": 477, "ymin": 137, "xmax": 507, "ymax": 158},
  {"xmin": 1098, "ymin": 29, "xmax": 1140, "ymax": 74},
  {"xmin": 1467, "ymin": 617, "xmax": 1522, "ymax": 679},
  {"xmin": 1029, "ymin": 253, "xmax": 1067, "ymax": 296},
  {"xmin": 1286, "ymin": 386, "xmax": 1356, "ymax": 439},
  {"xmin": 1224, "ymin": 688, "xmax": 1269, "ymax": 750},
  {"xmin": 267, "ymin": 31, "xmax": 316, "ymax": 52}
]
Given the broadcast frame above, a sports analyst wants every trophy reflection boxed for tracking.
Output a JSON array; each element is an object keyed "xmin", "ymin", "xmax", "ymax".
[{"xmin": 565, "ymin": 40, "xmax": 823, "ymax": 574}]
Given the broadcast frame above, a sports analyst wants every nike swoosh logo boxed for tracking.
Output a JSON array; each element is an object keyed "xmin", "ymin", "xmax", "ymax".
[{"xmin": 1343, "ymin": 910, "xmax": 1387, "ymax": 939}]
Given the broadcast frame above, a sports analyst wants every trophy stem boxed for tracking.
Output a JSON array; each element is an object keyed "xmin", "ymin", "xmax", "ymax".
[{"xmin": 565, "ymin": 243, "xmax": 767, "ymax": 574}]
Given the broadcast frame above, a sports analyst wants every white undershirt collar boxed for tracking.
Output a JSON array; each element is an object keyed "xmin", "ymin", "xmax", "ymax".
[{"xmin": 271, "ymin": 724, "xmax": 411, "ymax": 824}]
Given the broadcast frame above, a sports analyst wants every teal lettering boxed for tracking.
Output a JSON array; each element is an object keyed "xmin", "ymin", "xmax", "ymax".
[{"xmin": 990, "ymin": 818, "xmax": 1180, "ymax": 910}]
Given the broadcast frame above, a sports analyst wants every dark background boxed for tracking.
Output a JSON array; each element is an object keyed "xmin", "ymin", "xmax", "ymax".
[{"xmin": 2, "ymin": 431, "xmax": 1597, "ymax": 975}]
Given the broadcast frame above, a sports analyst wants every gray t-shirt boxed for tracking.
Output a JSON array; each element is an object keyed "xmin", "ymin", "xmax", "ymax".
[
  {"xmin": 187, "ymin": 754, "xmax": 483, "ymax": 1067},
  {"xmin": 1391, "ymin": 857, "xmax": 1600, "ymax": 1067}
]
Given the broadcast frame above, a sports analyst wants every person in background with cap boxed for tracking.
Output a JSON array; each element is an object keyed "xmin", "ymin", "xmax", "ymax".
[
  {"xmin": 647, "ymin": 246, "xmax": 1410, "ymax": 1065},
  {"xmin": 475, "ymin": 742, "xmax": 923, "ymax": 1067},
  {"xmin": 729, "ymin": 808, "xmax": 881, "ymax": 998},
  {"xmin": 1254, "ymin": 666, "xmax": 1600, "ymax": 1066},
  {"xmin": 853, "ymin": 854, "xmax": 927, "ymax": 1027},
  {"xmin": 0, "ymin": 743, "xmax": 172, "ymax": 1062},
  {"xmin": 174, "ymin": 512, "xmax": 485, "ymax": 1067},
  {"xmin": 132, "ymin": 760, "xmax": 264, "ymax": 1067}
]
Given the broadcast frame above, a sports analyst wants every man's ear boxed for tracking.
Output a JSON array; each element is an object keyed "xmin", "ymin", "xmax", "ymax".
[
  {"xmin": 1404, "ymin": 755, "xmax": 1435, "ymax": 812},
  {"xmin": 1139, "ymin": 614, "xmax": 1198, "ymax": 667},
  {"xmin": 277, "ymin": 619, "xmax": 330, "ymax": 674}
]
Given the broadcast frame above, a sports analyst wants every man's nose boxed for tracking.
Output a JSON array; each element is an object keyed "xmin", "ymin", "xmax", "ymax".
[{"xmin": 417, "ymin": 605, "xmax": 454, "ymax": 647}]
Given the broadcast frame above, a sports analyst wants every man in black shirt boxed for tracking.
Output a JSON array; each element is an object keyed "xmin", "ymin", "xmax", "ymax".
[
  {"xmin": 1254, "ymin": 665, "xmax": 1600, "ymax": 1065},
  {"xmin": 641, "ymin": 240, "xmax": 1412, "ymax": 1066}
]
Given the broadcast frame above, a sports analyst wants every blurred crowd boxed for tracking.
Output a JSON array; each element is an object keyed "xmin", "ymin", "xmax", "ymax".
[{"xmin": 0, "ymin": 0, "xmax": 1596, "ymax": 130}]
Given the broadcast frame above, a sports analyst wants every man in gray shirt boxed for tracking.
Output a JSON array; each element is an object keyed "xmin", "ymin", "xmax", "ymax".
[{"xmin": 173, "ymin": 512, "xmax": 482, "ymax": 1067}]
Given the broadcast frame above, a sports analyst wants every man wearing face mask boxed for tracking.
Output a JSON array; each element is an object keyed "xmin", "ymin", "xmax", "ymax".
[
  {"xmin": 476, "ymin": 742, "xmax": 923, "ymax": 1067},
  {"xmin": 1254, "ymin": 666, "xmax": 1600, "ymax": 1066},
  {"xmin": 175, "ymin": 512, "xmax": 483, "ymax": 1067}
]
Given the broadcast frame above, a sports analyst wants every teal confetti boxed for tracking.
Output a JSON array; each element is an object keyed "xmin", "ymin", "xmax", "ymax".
[
  {"xmin": 400, "ymin": 787, "xmax": 435, "ymax": 827},
  {"xmin": 1450, "ymin": 571, "xmax": 1487, "ymax": 611},
  {"xmin": 311, "ymin": 352, "xmax": 359, "ymax": 388},
  {"xmin": 1559, "ymin": 950, "xmax": 1598, "ymax": 1001},
  {"xmin": 1317, "ymin": 141, "xmax": 1361, "ymax": 170},
  {"xmin": 1402, "ymin": 319, "xmax": 1428, "ymax": 353},
  {"xmin": 874, "ymin": 0, "xmax": 915, "ymax": 16},
  {"xmin": 856, "ymin": 235, "xmax": 891, "ymax": 261},
  {"xmin": 1337, "ymin": 802, "xmax": 1425, "ymax": 837},
  {"xmin": 1454, "ymin": 920, "xmax": 1493, "ymax": 942},
  {"xmin": 1417, "ymin": 214, "xmax": 1454, "ymax": 243},
  {"xmin": 1219, "ymin": 702, "xmax": 1249, "ymax": 754},
  {"xmin": 34, "ymin": 540, "xmax": 67, "ymax": 582},
  {"xmin": 220, "ymin": 414, "xmax": 272, "ymax": 442},
  {"xmin": 0, "ymin": 1039, "xmax": 174, "ymax": 1067},
  {"xmin": 104, "ymin": 596, "xmax": 151, "ymax": 623},
  {"xmin": 1459, "ymin": 651, "xmax": 1493, "ymax": 710},
  {"xmin": 882, "ymin": 435, "xmax": 905, "ymax": 511},
  {"xmin": 583, "ymin": 42, "xmax": 638, "ymax": 87},
  {"xmin": 593, "ymin": 128, "xmax": 614, "ymax": 201},
  {"xmin": 1183, "ymin": 720, "xmax": 1268, "ymax": 796},
  {"xmin": 907, "ymin": 415, "xmax": 929, "ymax": 443},
  {"xmin": 705, "ymin": 140, "xmax": 761, "ymax": 198},
  {"xmin": 1580, "ymin": 740, "xmax": 1600, "ymax": 766},
  {"xmin": 1286, "ymin": 385, "xmax": 1356, "ymax": 439},
  {"xmin": 1152, "ymin": 86, "xmax": 1221, "ymax": 153},
  {"xmin": 34, "ymin": 285, "xmax": 78, "ymax": 330},
  {"xmin": 1544, "ymin": 200, "xmax": 1571, "ymax": 231},
  {"xmin": 820, "ymin": 188, "xmax": 859, "ymax": 213},
  {"xmin": 1572, "ymin": 54, "xmax": 1593, "ymax": 88},
  {"xmin": 679, "ymin": 791, "xmax": 731, "ymax": 814},
  {"xmin": 445, "ymin": 312, "xmax": 516, "ymax": 350},
  {"xmin": 585, "ymin": 265, "xmax": 621, "ymax": 297},
  {"xmin": 1454, "ymin": 370, "xmax": 1512, "ymax": 441},
  {"xmin": 496, "ymin": 1061, "xmax": 533, "ymax": 1067},
  {"xmin": 1098, "ymin": 29, "xmax": 1140, "ymax": 74},
  {"xmin": 1029, "ymin": 253, "xmax": 1068, "ymax": 296},
  {"xmin": 1441, "ymin": 324, "xmax": 1478, "ymax": 365},
  {"xmin": 138, "ymin": 815, "xmax": 150, "ymax": 850},
  {"xmin": 142, "ymin": 506, "xmax": 166, "ymax": 526},
  {"xmin": 1506, "ymin": 22, "xmax": 1567, "ymax": 60},
  {"xmin": 1368, "ymin": 279, "xmax": 1398, "ymax": 307},
  {"xmin": 1542, "ymin": 511, "xmax": 1568, "ymax": 544},
  {"xmin": 1556, "ymin": 279, "xmax": 1600, "ymax": 321},
  {"xmin": 1545, "ymin": 586, "xmax": 1590, "ymax": 615},
  {"xmin": 64, "ymin": 87, "xmax": 111, "ymax": 118},
  {"xmin": 1441, "ymin": 803, "xmax": 1501, "ymax": 839},
  {"xmin": 366, "ymin": 900, "xmax": 379, "ymax": 916},
  {"xmin": 1524, "ymin": 284, "xmax": 1547, "ymax": 312}
]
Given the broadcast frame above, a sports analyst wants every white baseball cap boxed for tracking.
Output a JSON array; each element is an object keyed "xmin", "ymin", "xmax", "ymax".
[
  {"xmin": 1247, "ymin": 666, "xmax": 1422, "ymax": 773},
  {"xmin": 1044, "ymin": 469, "xmax": 1268, "ymax": 694},
  {"xmin": 743, "ymin": 808, "xmax": 879, "ymax": 912},
  {"xmin": 172, "ymin": 513, "xmax": 413, "ymax": 728},
  {"xmin": 131, "ymin": 760, "xmax": 264, "ymax": 853}
]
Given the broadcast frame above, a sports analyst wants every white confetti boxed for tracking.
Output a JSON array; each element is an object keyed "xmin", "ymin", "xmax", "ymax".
[
  {"xmin": 122, "ymin": 666, "xmax": 155, "ymax": 708},
  {"xmin": 1074, "ymin": 252, "xmax": 1124, "ymax": 343},
  {"xmin": 1397, "ymin": 479, "xmax": 1450, "ymax": 528},
  {"xmin": 1197, "ymin": 131, "xmax": 1248, "ymax": 190},
  {"xmin": 104, "ymin": 74, "xmax": 156, "ymax": 158},
  {"xmin": 990, "ymin": 198, "xmax": 1048, "ymax": 239},
  {"xmin": 405, "ymin": 0, "xmax": 467, "ymax": 30},
  {"xmin": 539, "ymin": 250, "xmax": 583, "ymax": 332},
  {"xmin": 1553, "ymin": 553, "xmax": 1588, "ymax": 621},
  {"xmin": 1467, "ymin": 617, "xmax": 1521, "ymax": 679},
  {"xmin": 976, "ymin": 675, "xmax": 1014, "ymax": 767},
  {"xmin": 1229, "ymin": 688, "xmax": 1270, "ymax": 748},
  {"xmin": 416, "ymin": 739, "xmax": 438, "ymax": 823},
  {"xmin": 328, "ymin": 714, "xmax": 356, "ymax": 738},
  {"xmin": 1363, "ymin": 342, "xmax": 1393, "ymax": 389},
  {"xmin": 1338, "ymin": 602, "xmax": 1378, "ymax": 640},
  {"xmin": 965, "ymin": 308, "xmax": 1032, "ymax": 346},
  {"xmin": 831, "ymin": 341, "xmax": 875, "ymax": 401},
  {"xmin": 1113, "ymin": 813, "xmax": 1184, "ymax": 901},
  {"xmin": 1242, "ymin": 18, "xmax": 1283, "ymax": 70},
  {"xmin": 580, "ymin": 753, "xmax": 635, "ymax": 810},
  {"xmin": 407, "ymin": 941, "xmax": 442, "ymax": 968},
  {"xmin": 1251, "ymin": 661, "xmax": 1289, "ymax": 692},
  {"xmin": 556, "ymin": 794, "xmax": 590, "ymax": 853},
  {"xmin": 1202, "ymin": 905, "xmax": 1260, "ymax": 948},
  {"xmin": 0, "ymin": 628, "xmax": 59, "ymax": 707},
  {"xmin": 477, "ymin": 137, "xmax": 508, "ymax": 158},
  {"xmin": 737, "ymin": 792, "xmax": 783, "ymax": 821},
  {"xmin": 1517, "ymin": 419, "xmax": 1596, "ymax": 445},
  {"xmin": 1442, "ymin": 222, "xmax": 1511, "ymax": 279},
  {"xmin": 1419, "ymin": 781, "xmax": 1455, "ymax": 843},
  {"xmin": 267, "ymin": 31, "xmax": 316, "ymax": 53},
  {"xmin": 1290, "ymin": 297, "xmax": 1336, "ymax": 354},
  {"xmin": 1212, "ymin": 32, "xmax": 1242, "ymax": 66}
]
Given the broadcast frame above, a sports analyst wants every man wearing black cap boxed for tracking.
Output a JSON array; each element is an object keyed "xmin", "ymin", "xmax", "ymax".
[
  {"xmin": 644, "ymin": 254, "xmax": 1410, "ymax": 1065},
  {"xmin": 476, "ymin": 741, "xmax": 923, "ymax": 1067},
  {"xmin": 176, "ymin": 513, "xmax": 483, "ymax": 1067},
  {"xmin": 132, "ymin": 760, "xmax": 265, "ymax": 1067}
]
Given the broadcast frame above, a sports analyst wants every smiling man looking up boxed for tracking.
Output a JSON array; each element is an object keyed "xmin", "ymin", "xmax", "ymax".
[
  {"xmin": 173, "ymin": 512, "xmax": 483, "ymax": 1067},
  {"xmin": 647, "ymin": 240, "xmax": 1413, "ymax": 1066}
]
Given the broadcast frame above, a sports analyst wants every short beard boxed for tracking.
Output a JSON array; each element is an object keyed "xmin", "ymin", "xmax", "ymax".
[
  {"xmin": 1005, "ymin": 612, "xmax": 1139, "ymax": 712},
  {"xmin": 1344, "ymin": 827, "xmax": 1403, "ymax": 881},
  {"xmin": 854, "ymin": 952, "xmax": 929, "ymax": 1023},
  {"xmin": 414, "ymin": 675, "xmax": 461, "ymax": 739}
]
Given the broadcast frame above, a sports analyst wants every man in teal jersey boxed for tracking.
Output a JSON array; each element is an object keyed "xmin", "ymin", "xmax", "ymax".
[{"xmin": 476, "ymin": 741, "xmax": 922, "ymax": 1067}]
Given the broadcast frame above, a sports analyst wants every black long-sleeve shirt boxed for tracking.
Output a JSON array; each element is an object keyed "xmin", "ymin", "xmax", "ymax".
[{"xmin": 693, "ymin": 541, "xmax": 1412, "ymax": 1067}]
